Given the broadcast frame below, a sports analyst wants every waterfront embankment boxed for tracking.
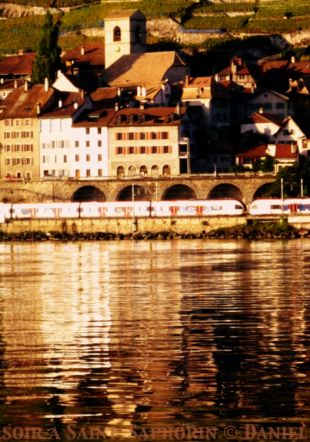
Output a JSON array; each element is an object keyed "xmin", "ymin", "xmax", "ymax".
[{"xmin": 0, "ymin": 216, "xmax": 309, "ymax": 240}]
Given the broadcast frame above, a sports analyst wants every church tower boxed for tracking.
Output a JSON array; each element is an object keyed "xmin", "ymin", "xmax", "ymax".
[{"xmin": 104, "ymin": 10, "xmax": 146, "ymax": 68}]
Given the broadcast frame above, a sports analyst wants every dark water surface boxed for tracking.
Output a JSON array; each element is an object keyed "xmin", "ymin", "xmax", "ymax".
[{"xmin": 0, "ymin": 240, "xmax": 309, "ymax": 441}]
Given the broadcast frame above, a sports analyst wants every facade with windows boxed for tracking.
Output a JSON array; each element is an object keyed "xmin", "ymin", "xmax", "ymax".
[
  {"xmin": 0, "ymin": 83, "xmax": 55, "ymax": 180},
  {"xmin": 108, "ymin": 107, "xmax": 190, "ymax": 178}
]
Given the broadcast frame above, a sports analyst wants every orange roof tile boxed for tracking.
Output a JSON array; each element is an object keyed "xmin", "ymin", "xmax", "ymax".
[{"xmin": 0, "ymin": 53, "xmax": 35, "ymax": 76}]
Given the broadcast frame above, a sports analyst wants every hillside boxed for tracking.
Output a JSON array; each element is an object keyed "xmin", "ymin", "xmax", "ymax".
[{"xmin": 0, "ymin": 0, "xmax": 310, "ymax": 54}]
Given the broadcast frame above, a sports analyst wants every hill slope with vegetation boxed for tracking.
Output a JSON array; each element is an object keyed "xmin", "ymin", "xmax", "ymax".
[{"xmin": 0, "ymin": 0, "xmax": 310, "ymax": 53}]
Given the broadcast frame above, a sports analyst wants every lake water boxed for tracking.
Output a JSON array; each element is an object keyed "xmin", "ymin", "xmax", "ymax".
[{"xmin": 0, "ymin": 239, "xmax": 309, "ymax": 441}]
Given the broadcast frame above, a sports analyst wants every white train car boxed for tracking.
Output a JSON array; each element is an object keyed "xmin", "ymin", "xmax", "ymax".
[
  {"xmin": 248, "ymin": 199, "xmax": 284, "ymax": 216},
  {"xmin": 79, "ymin": 201, "xmax": 151, "ymax": 218},
  {"xmin": 10, "ymin": 203, "xmax": 80, "ymax": 219},
  {"xmin": 0, "ymin": 203, "xmax": 11, "ymax": 223},
  {"xmin": 151, "ymin": 199, "xmax": 245, "ymax": 217},
  {"xmin": 283, "ymin": 198, "xmax": 310, "ymax": 214}
]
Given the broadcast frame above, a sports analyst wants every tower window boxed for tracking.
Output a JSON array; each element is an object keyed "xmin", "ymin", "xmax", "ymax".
[{"xmin": 113, "ymin": 26, "xmax": 121, "ymax": 42}]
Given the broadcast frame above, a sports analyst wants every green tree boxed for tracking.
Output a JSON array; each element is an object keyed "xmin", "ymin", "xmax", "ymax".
[{"xmin": 32, "ymin": 11, "xmax": 63, "ymax": 84}]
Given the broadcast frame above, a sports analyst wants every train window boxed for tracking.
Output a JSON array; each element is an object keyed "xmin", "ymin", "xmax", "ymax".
[
  {"xmin": 270, "ymin": 205, "xmax": 282, "ymax": 209},
  {"xmin": 235, "ymin": 205, "xmax": 243, "ymax": 209}
]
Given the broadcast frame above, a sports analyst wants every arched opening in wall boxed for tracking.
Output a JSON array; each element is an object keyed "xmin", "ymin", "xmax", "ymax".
[
  {"xmin": 163, "ymin": 165, "xmax": 171, "ymax": 176},
  {"xmin": 113, "ymin": 26, "xmax": 121, "ymax": 42},
  {"xmin": 116, "ymin": 166, "xmax": 125, "ymax": 179},
  {"xmin": 117, "ymin": 185, "xmax": 151, "ymax": 201},
  {"xmin": 151, "ymin": 165, "xmax": 159, "ymax": 177},
  {"xmin": 208, "ymin": 184, "xmax": 243, "ymax": 202},
  {"xmin": 140, "ymin": 165, "xmax": 148, "ymax": 176},
  {"xmin": 135, "ymin": 25, "xmax": 142, "ymax": 43},
  {"xmin": 128, "ymin": 165, "xmax": 136, "ymax": 177},
  {"xmin": 72, "ymin": 186, "xmax": 105, "ymax": 202},
  {"xmin": 162, "ymin": 184, "xmax": 196, "ymax": 200},
  {"xmin": 253, "ymin": 182, "xmax": 277, "ymax": 199}
]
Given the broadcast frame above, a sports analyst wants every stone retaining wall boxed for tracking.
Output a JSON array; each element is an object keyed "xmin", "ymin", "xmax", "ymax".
[{"xmin": 1, "ymin": 216, "xmax": 247, "ymax": 235}]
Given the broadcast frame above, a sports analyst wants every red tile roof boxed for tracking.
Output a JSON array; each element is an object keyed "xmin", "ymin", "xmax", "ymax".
[
  {"xmin": 63, "ymin": 42, "xmax": 105, "ymax": 68},
  {"xmin": 109, "ymin": 106, "xmax": 185, "ymax": 126},
  {"xmin": 40, "ymin": 92, "xmax": 85, "ymax": 118},
  {"xmin": 274, "ymin": 144, "xmax": 298, "ymax": 159},
  {"xmin": 236, "ymin": 144, "xmax": 268, "ymax": 158},
  {"xmin": 0, "ymin": 53, "xmax": 35, "ymax": 76},
  {"xmin": 73, "ymin": 108, "xmax": 115, "ymax": 127},
  {"xmin": 0, "ymin": 84, "xmax": 55, "ymax": 118}
]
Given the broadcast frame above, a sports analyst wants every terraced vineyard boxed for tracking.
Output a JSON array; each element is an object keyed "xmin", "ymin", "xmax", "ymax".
[{"xmin": 0, "ymin": 0, "xmax": 309, "ymax": 53}]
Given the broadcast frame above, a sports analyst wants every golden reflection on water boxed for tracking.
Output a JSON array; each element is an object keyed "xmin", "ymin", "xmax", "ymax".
[{"xmin": 0, "ymin": 240, "xmax": 309, "ymax": 434}]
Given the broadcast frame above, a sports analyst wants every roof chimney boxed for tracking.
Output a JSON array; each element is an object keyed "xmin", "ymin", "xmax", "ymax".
[
  {"xmin": 24, "ymin": 80, "xmax": 28, "ymax": 92},
  {"xmin": 0, "ymin": 78, "xmax": 3, "ymax": 85},
  {"xmin": 81, "ymin": 46, "xmax": 85, "ymax": 56},
  {"xmin": 176, "ymin": 102, "xmax": 181, "ymax": 115},
  {"xmin": 185, "ymin": 75, "xmax": 189, "ymax": 87},
  {"xmin": 58, "ymin": 99, "xmax": 63, "ymax": 108},
  {"xmin": 258, "ymin": 106, "xmax": 264, "ymax": 114},
  {"xmin": 36, "ymin": 103, "xmax": 41, "ymax": 115},
  {"xmin": 115, "ymin": 102, "xmax": 119, "ymax": 111},
  {"xmin": 44, "ymin": 77, "xmax": 49, "ymax": 92},
  {"xmin": 74, "ymin": 102, "xmax": 78, "ymax": 110},
  {"xmin": 14, "ymin": 80, "xmax": 17, "ymax": 88},
  {"xmin": 291, "ymin": 56, "xmax": 295, "ymax": 64}
]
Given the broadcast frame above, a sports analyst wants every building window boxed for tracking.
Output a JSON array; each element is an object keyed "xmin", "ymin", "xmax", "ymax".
[
  {"xmin": 98, "ymin": 140, "xmax": 102, "ymax": 147},
  {"xmin": 64, "ymin": 155, "xmax": 67, "ymax": 163},
  {"xmin": 5, "ymin": 158, "xmax": 11, "ymax": 165},
  {"xmin": 116, "ymin": 147, "xmax": 123, "ymax": 155},
  {"xmin": 75, "ymin": 154, "xmax": 79, "ymax": 161},
  {"xmin": 151, "ymin": 132, "xmax": 157, "ymax": 140},
  {"xmin": 86, "ymin": 141, "xmax": 90, "ymax": 147},
  {"xmin": 129, "ymin": 146, "xmax": 135, "ymax": 154},
  {"xmin": 113, "ymin": 26, "xmax": 121, "ymax": 42},
  {"xmin": 163, "ymin": 146, "xmax": 169, "ymax": 154},
  {"xmin": 140, "ymin": 146, "xmax": 146, "ymax": 154},
  {"xmin": 98, "ymin": 169, "xmax": 102, "ymax": 177},
  {"xmin": 151, "ymin": 146, "xmax": 157, "ymax": 154},
  {"xmin": 86, "ymin": 128, "xmax": 90, "ymax": 135},
  {"xmin": 128, "ymin": 132, "xmax": 134, "ymax": 140},
  {"xmin": 161, "ymin": 132, "xmax": 169, "ymax": 139},
  {"xmin": 140, "ymin": 133, "xmax": 146, "ymax": 140},
  {"xmin": 98, "ymin": 154, "xmax": 102, "ymax": 161},
  {"xmin": 97, "ymin": 128, "xmax": 101, "ymax": 134},
  {"xmin": 276, "ymin": 102, "xmax": 285, "ymax": 110},
  {"xmin": 86, "ymin": 169, "xmax": 91, "ymax": 177},
  {"xmin": 86, "ymin": 154, "xmax": 91, "ymax": 161},
  {"xmin": 116, "ymin": 132, "xmax": 122, "ymax": 141},
  {"xmin": 75, "ymin": 141, "xmax": 79, "ymax": 147}
]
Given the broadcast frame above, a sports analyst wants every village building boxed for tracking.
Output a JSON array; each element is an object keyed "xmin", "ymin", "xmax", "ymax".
[
  {"xmin": 0, "ymin": 81, "xmax": 55, "ymax": 180},
  {"xmin": 108, "ymin": 106, "xmax": 191, "ymax": 178},
  {"xmin": 39, "ymin": 91, "xmax": 93, "ymax": 178}
]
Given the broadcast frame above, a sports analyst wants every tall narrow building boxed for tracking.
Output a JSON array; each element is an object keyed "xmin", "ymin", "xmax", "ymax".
[{"xmin": 104, "ymin": 9, "xmax": 146, "ymax": 69}]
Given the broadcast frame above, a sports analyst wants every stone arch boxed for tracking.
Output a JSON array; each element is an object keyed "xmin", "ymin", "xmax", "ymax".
[
  {"xmin": 116, "ymin": 165, "xmax": 125, "ymax": 179},
  {"xmin": 163, "ymin": 165, "xmax": 171, "ymax": 176},
  {"xmin": 117, "ymin": 185, "xmax": 151, "ymax": 201},
  {"xmin": 162, "ymin": 184, "xmax": 197, "ymax": 200},
  {"xmin": 151, "ymin": 165, "xmax": 159, "ymax": 177},
  {"xmin": 253, "ymin": 182, "xmax": 277, "ymax": 200},
  {"xmin": 140, "ymin": 165, "xmax": 148, "ymax": 176},
  {"xmin": 128, "ymin": 165, "xmax": 136, "ymax": 177},
  {"xmin": 113, "ymin": 26, "xmax": 121, "ymax": 42},
  {"xmin": 208, "ymin": 183, "xmax": 243, "ymax": 202},
  {"xmin": 72, "ymin": 186, "xmax": 105, "ymax": 202}
]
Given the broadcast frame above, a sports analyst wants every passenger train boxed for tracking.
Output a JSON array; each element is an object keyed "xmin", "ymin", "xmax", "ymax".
[
  {"xmin": 0, "ymin": 199, "xmax": 245, "ymax": 221},
  {"xmin": 1, "ymin": 198, "xmax": 310, "ymax": 222}
]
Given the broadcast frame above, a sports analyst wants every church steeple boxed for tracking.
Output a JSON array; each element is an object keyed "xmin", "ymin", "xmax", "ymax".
[{"xmin": 104, "ymin": 10, "xmax": 146, "ymax": 68}]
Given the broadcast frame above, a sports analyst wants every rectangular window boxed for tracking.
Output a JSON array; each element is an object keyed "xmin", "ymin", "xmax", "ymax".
[
  {"xmin": 116, "ymin": 133, "xmax": 122, "ymax": 141},
  {"xmin": 152, "ymin": 146, "xmax": 157, "ymax": 154},
  {"xmin": 86, "ymin": 128, "xmax": 90, "ymax": 135},
  {"xmin": 163, "ymin": 146, "xmax": 169, "ymax": 154},
  {"xmin": 86, "ymin": 169, "xmax": 91, "ymax": 177},
  {"xmin": 161, "ymin": 132, "xmax": 169, "ymax": 139},
  {"xmin": 140, "ymin": 146, "xmax": 146, "ymax": 154},
  {"xmin": 86, "ymin": 154, "xmax": 91, "ymax": 161},
  {"xmin": 128, "ymin": 133, "xmax": 134, "ymax": 140},
  {"xmin": 129, "ymin": 146, "xmax": 135, "ymax": 154},
  {"xmin": 5, "ymin": 158, "xmax": 11, "ymax": 165},
  {"xmin": 75, "ymin": 154, "xmax": 79, "ymax": 161},
  {"xmin": 98, "ymin": 169, "xmax": 102, "ymax": 177},
  {"xmin": 98, "ymin": 140, "xmax": 102, "ymax": 147},
  {"xmin": 75, "ymin": 141, "xmax": 79, "ymax": 148},
  {"xmin": 97, "ymin": 128, "xmax": 101, "ymax": 134},
  {"xmin": 98, "ymin": 154, "xmax": 102, "ymax": 161},
  {"xmin": 86, "ymin": 141, "xmax": 90, "ymax": 148},
  {"xmin": 116, "ymin": 147, "xmax": 123, "ymax": 155},
  {"xmin": 151, "ymin": 132, "xmax": 157, "ymax": 140},
  {"xmin": 140, "ymin": 133, "xmax": 146, "ymax": 140},
  {"xmin": 64, "ymin": 155, "xmax": 67, "ymax": 163}
]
